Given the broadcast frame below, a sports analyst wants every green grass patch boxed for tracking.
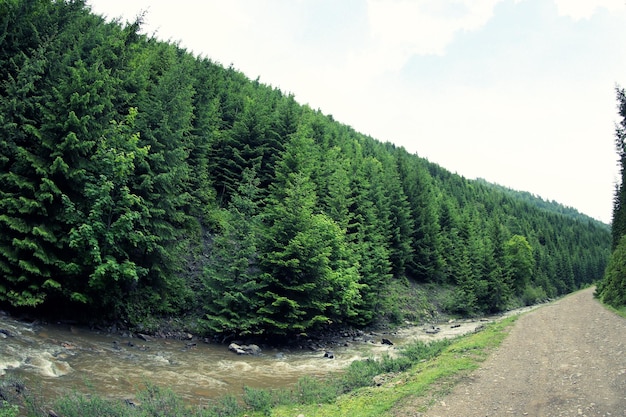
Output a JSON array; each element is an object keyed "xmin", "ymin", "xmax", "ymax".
[
  {"xmin": 601, "ymin": 302, "xmax": 626, "ymax": 319},
  {"xmin": 268, "ymin": 316, "xmax": 517, "ymax": 417}
]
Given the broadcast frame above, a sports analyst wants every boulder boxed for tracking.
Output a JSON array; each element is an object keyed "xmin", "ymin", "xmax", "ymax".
[
  {"xmin": 424, "ymin": 326, "xmax": 441, "ymax": 334},
  {"xmin": 242, "ymin": 344, "xmax": 261, "ymax": 355},
  {"xmin": 137, "ymin": 333, "xmax": 152, "ymax": 342},
  {"xmin": 228, "ymin": 342, "xmax": 261, "ymax": 355},
  {"xmin": 228, "ymin": 343, "xmax": 247, "ymax": 355},
  {"xmin": 373, "ymin": 374, "xmax": 386, "ymax": 386}
]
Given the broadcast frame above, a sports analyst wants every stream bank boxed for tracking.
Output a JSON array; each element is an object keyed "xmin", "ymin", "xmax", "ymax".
[{"xmin": 0, "ymin": 304, "xmax": 534, "ymax": 407}]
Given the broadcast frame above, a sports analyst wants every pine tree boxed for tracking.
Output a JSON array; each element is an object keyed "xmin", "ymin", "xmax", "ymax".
[
  {"xmin": 396, "ymin": 151, "xmax": 444, "ymax": 281},
  {"xmin": 0, "ymin": 1, "xmax": 122, "ymax": 307},
  {"xmin": 258, "ymin": 125, "xmax": 362, "ymax": 333},
  {"xmin": 0, "ymin": 32, "xmax": 54, "ymax": 307},
  {"xmin": 201, "ymin": 167, "xmax": 265, "ymax": 335},
  {"xmin": 346, "ymin": 154, "xmax": 393, "ymax": 323},
  {"xmin": 598, "ymin": 235, "xmax": 626, "ymax": 307},
  {"xmin": 380, "ymin": 152, "xmax": 414, "ymax": 277},
  {"xmin": 612, "ymin": 87, "xmax": 626, "ymax": 248},
  {"xmin": 479, "ymin": 218, "xmax": 512, "ymax": 313},
  {"xmin": 127, "ymin": 42, "xmax": 198, "ymax": 314}
]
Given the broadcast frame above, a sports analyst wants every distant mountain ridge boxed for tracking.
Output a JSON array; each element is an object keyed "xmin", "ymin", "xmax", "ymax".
[{"xmin": 471, "ymin": 177, "xmax": 609, "ymax": 225}]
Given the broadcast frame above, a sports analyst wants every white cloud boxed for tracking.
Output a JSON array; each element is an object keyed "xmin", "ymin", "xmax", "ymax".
[
  {"xmin": 553, "ymin": 0, "xmax": 624, "ymax": 20},
  {"xmin": 365, "ymin": 0, "xmax": 502, "ymax": 59}
]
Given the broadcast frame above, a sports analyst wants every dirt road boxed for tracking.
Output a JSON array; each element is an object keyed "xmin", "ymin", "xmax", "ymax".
[{"xmin": 416, "ymin": 287, "xmax": 626, "ymax": 416}]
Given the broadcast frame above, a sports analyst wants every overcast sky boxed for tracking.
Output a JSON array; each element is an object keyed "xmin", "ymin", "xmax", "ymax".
[{"xmin": 88, "ymin": 0, "xmax": 626, "ymax": 223}]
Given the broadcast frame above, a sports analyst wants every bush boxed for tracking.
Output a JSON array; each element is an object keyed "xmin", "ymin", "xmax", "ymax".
[
  {"xmin": 0, "ymin": 401, "xmax": 19, "ymax": 417},
  {"xmin": 202, "ymin": 394, "xmax": 244, "ymax": 417},
  {"xmin": 242, "ymin": 386, "xmax": 273, "ymax": 415},
  {"xmin": 443, "ymin": 287, "xmax": 478, "ymax": 315},
  {"xmin": 521, "ymin": 285, "xmax": 548, "ymax": 306},
  {"xmin": 55, "ymin": 393, "xmax": 132, "ymax": 417},
  {"xmin": 401, "ymin": 339, "xmax": 450, "ymax": 362},
  {"xmin": 339, "ymin": 358, "xmax": 383, "ymax": 391},
  {"xmin": 294, "ymin": 375, "xmax": 339, "ymax": 404},
  {"xmin": 598, "ymin": 235, "xmax": 626, "ymax": 308}
]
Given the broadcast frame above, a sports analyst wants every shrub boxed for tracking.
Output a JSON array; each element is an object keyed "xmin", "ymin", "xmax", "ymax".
[
  {"xmin": 242, "ymin": 386, "xmax": 273, "ymax": 415},
  {"xmin": 521, "ymin": 285, "xmax": 548, "ymax": 306},
  {"xmin": 0, "ymin": 401, "xmax": 19, "ymax": 417},
  {"xmin": 54, "ymin": 393, "xmax": 133, "ymax": 417},
  {"xmin": 598, "ymin": 235, "xmax": 626, "ymax": 308},
  {"xmin": 400, "ymin": 339, "xmax": 450, "ymax": 363},
  {"xmin": 201, "ymin": 394, "xmax": 244, "ymax": 417},
  {"xmin": 294, "ymin": 375, "xmax": 339, "ymax": 404}
]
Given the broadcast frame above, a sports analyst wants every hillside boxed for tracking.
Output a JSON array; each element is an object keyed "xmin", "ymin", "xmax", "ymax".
[
  {"xmin": 596, "ymin": 86, "xmax": 626, "ymax": 309},
  {"xmin": 0, "ymin": 0, "xmax": 611, "ymax": 336}
]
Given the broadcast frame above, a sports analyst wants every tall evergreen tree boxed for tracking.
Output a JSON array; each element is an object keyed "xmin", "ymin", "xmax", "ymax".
[
  {"xmin": 395, "ymin": 151, "xmax": 443, "ymax": 281},
  {"xmin": 611, "ymin": 87, "xmax": 626, "ymax": 248},
  {"xmin": 479, "ymin": 218, "xmax": 512, "ymax": 312},
  {"xmin": 0, "ymin": 1, "xmax": 124, "ymax": 308},
  {"xmin": 201, "ymin": 167, "xmax": 265, "ymax": 335},
  {"xmin": 346, "ymin": 154, "xmax": 393, "ymax": 323},
  {"xmin": 598, "ymin": 235, "xmax": 626, "ymax": 307},
  {"xmin": 379, "ymin": 152, "xmax": 414, "ymax": 277},
  {"xmin": 258, "ymin": 125, "xmax": 362, "ymax": 333}
]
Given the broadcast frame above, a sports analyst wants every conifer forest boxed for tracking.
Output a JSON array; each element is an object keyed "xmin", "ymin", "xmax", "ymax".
[{"xmin": 0, "ymin": 0, "xmax": 614, "ymax": 337}]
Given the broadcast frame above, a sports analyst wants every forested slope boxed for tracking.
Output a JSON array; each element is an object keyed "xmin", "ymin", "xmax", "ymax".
[
  {"xmin": 597, "ymin": 88, "xmax": 626, "ymax": 308},
  {"xmin": 0, "ymin": 0, "xmax": 611, "ymax": 336}
]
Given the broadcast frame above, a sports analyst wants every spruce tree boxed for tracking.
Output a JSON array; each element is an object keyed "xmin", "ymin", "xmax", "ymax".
[
  {"xmin": 346, "ymin": 154, "xmax": 393, "ymax": 323},
  {"xmin": 201, "ymin": 167, "xmax": 265, "ymax": 335},
  {"xmin": 258, "ymin": 124, "xmax": 362, "ymax": 333},
  {"xmin": 396, "ymin": 151, "xmax": 444, "ymax": 281}
]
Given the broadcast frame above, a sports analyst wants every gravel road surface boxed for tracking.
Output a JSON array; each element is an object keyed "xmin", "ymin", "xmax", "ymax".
[{"xmin": 416, "ymin": 287, "xmax": 626, "ymax": 417}]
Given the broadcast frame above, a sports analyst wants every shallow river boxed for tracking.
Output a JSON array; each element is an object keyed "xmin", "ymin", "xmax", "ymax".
[{"xmin": 0, "ymin": 310, "xmax": 527, "ymax": 406}]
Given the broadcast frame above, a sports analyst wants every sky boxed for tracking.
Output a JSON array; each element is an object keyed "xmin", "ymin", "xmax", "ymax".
[{"xmin": 87, "ymin": 0, "xmax": 626, "ymax": 224}]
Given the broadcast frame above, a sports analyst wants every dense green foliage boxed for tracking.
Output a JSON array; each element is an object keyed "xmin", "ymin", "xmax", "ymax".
[
  {"xmin": 597, "ymin": 87, "xmax": 626, "ymax": 307},
  {"xmin": 0, "ymin": 0, "xmax": 611, "ymax": 335}
]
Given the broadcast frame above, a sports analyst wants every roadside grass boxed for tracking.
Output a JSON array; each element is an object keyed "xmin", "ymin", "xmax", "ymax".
[
  {"xmin": 0, "ymin": 317, "xmax": 517, "ymax": 417},
  {"xmin": 593, "ymin": 284, "xmax": 626, "ymax": 319},
  {"xmin": 601, "ymin": 302, "xmax": 626, "ymax": 319},
  {"xmin": 264, "ymin": 316, "xmax": 517, "ymax": 417}
]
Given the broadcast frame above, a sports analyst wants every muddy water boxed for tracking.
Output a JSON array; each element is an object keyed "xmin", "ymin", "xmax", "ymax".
[{"xmin": 0, "ymin": 309, "xmax": 529, "ymax": 405}]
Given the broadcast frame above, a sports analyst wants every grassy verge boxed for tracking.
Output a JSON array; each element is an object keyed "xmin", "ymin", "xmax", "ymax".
[
  {"xmin": 593, "ymin": 284, "xmax": 626, "ymax": 319},
  {"xmin": 0, "ymin": 316, "xmax": 517, "ymax": 417},
  {"xmin": 267, "ymin": 316, "xmax": 517, "ymax": 417},
  {"xmin": 600, "ymin": 302, "xmax": 626, "ymax": 319}
]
